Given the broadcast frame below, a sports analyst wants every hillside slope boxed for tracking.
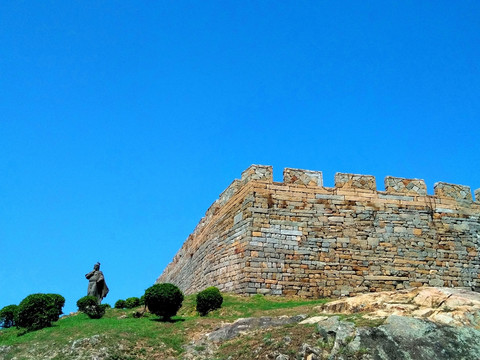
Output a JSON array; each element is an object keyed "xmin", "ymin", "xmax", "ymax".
[{"xmin": 1, "ymin": 288, "xmax": 479, "ymax": 359}]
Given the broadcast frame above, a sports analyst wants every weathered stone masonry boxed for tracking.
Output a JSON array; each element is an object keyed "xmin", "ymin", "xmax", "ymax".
[{"xmin": 157, "ymin": 165, "xmax": 480, "ymax": 297}]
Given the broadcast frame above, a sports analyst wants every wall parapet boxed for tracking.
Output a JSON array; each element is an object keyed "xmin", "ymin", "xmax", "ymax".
[{"xmin": 229, "ymin": 165, "xmax": 478, "ymax": 203}]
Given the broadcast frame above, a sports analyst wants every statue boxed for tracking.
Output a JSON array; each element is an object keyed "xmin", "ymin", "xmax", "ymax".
[{"xmin": 85, "ymin": 262, "xmax": 109, "ymax": 304}]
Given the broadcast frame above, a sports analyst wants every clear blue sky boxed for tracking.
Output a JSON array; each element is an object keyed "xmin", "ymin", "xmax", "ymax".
[{"xmin": 1, "ymin": 2, "xmax": 479, "ymax": 315}]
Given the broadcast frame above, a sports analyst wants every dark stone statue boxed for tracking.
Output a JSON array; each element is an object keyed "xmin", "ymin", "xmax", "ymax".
[{"xmin": 85, "ymin": 262, "xmax": 109, "ymax": 304}]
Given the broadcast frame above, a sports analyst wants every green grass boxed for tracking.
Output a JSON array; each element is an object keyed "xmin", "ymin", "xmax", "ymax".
[
  {"xmin": 211, "ymin": 293, "xmax": 328, "ymax": 319},
  {"xmin": 337, "ymin": 313, "xmax": 386, "ymax": 327},
  {"xmin": 0, "ymin": 294, "xmax": 329, "ymax": 359}
]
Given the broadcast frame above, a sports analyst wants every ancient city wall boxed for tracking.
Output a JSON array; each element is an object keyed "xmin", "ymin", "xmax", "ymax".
[{"xmin": 157, "ymin": 165, "xmax": 480, "ymax": 298}]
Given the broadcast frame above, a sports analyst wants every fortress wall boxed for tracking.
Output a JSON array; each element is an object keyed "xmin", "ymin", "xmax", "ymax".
[
  {"xmin": 156, "ymin": 166, "xmax": 274, "ymax": 294},
  {"xmin": 158, "ymin": 165, "xmax": 480, "ymax": 297},
  {"xmin": 157, "ymin": 182, "xmax": 253, "ymax": 293}
]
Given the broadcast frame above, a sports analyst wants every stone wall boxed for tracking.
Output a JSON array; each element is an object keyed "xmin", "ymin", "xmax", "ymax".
[{"xmin": 157, "ymin": 165, "xmax": 480, "ymax": 298}]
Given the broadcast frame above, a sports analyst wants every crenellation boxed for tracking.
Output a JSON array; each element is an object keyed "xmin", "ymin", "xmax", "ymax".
[
  {"xmin": 434, "ymin": 182, "xmax": 473, "ymax": 202},
  {"xmin": 241, "ymin": 164, "xmax": 273, "ymax": 184},
  {"xmin": 384, "ymin": 176, "xmax": 427, "ymax": 196},
  {"xmin": 283, "ymin": 167, "xmax": 323, "ymax": 187},
  {"xmin": 158, "ymin": 165, "xmax": 480, "ymax": 298},
  {"xmin": 335, "ymin": 173, "xmax": 376, "ymax": 191}
]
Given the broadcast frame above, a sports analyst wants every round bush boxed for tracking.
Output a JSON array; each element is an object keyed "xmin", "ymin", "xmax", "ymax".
[
  {"xmin": 77, "ymin": 296, "xmax": 98, "ymax": 312},
  {"xmin": 0, "ymin": 304, "xmax": 18, "ymax": 328},
  {"xmin": 87, "ymin": 305, "xmax": 105, "ymax": 319},
  {"xmin": 196, "ymin": 287, "xmax": 223, "ymax": 316},
  {"xmin": 46, "ymin": 294, "xmax": 65, "ymax": 322},
  {"xmin": 77, "ymin": 296, "xmax": 105, "ymax": 319},
  {"xmin": 125, "ymin": 297, "xmax": 140, "ymax": 309},
  {"xmin": 16, "ymin": 293, "xmax": 64, "ymax": 331},
  {"xmin": 139, "ymin": 295, "xmax": 145, "ymax": 306},
  {"xmin": 115, "ymin": 299, "xmax": 127, "ymax": 309},
  {"xmin": 144, "ymin": 283, "xmax": 184, "ymax": 320}
]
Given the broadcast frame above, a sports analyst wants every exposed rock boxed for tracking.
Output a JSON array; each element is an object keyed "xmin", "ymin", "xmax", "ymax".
[
  {"xmin": 298, "ymin": 343, "xmax": 322, "ymax": 359},
  {"xmin": 299, "ymin": 316, "xmax": 329, "ymax": 324},
  {"xmin": 290, "ymin": 315, "xmax": 480, "ymax": 360},
  {"xmin": 0, "ymin": 346, "xmax": 11, "ymax": 355},
  {"xmin": 0, "ymin": 335, "xmax": 117, "ymax": 360},
  {"xmin": 207, "ymin": 315, "xmax": 307, "ymax": 342},
  {"xmin": 182, "ymin": 340, "xmax": 217, "ymax": 360},
  {"xmin": 319, "ymin": 287, "xmax": 480, "ymax": 327},
  {"xmin": 358, "ymin": 315, "xmax": 480, "ymax": 360}
]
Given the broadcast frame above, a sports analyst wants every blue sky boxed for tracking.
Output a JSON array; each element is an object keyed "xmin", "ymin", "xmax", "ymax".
[{"xmin": 1, "ymin": 2, "xmax": 479, "ymax": 315}]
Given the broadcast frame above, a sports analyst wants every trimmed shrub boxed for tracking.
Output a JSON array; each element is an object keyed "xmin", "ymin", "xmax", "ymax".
[
  {"xmin": 77, "ymin": 296, "xmax": 97, "ymax": 312},
  {"xmin": 125, "ymin": 297, "xmax": 140, "ymax": 309},
  {"xmin": 144, "ymin": 283, "xmax": 184, "ymax": 320},
  {"xmin": 16, "ymin": 293, "xmax": 64, "ymax": 331},
  {"xmin": 77, "ymin": 296, "xmax": 105, "ymax": 319},
  {"xmin": 115, "ymin": 299, "xmax": 127, "ymax": 309},
  {"xmin": 0, "ymin": 304, "xmax": 18, "ymax": 328},
  {"xmin": 46, "ymin": 294, "xmax": 65, "ymax": 322},
  {"xmin": 196, "ymin": 287, "xmax": 223, "ymax": 316}
]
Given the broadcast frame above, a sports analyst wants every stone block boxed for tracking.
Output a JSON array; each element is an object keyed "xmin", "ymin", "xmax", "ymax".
[
  {"xmin": 335, "ymin": 173, "xmax": 376, "ymax": 190},
  {"xmin": 234, "ymin": 212, "xmax": 243, "ymax": 224},
  {"xmin": 475, "ymin": 188, "xmax": 480, "ymax": 202},
  {"xmin": 378, "ymin": 194, "xmax": 414, "ymax": 201},
  {"xmin": 434, "ymin": 182, "xmax": 472, "ymax": 201},
  {"xmin": 284, "ymin": 167, "xmax": 323, "ymax": 187},
  {"xmin": 413, "ymin": 229, "xmax": 423, "ymax": 236},
  {"xmin": 384, "ymin": 176, "xmax": 427, "ymax": 196},
  {"xmin": 241, "ymin": 164, "xmax": 273, "ymax": 183},
  {"xmin": 365, "ymin": 276, "xmax": 409, "ymax": 281},
  {"xmin": 429, "ymin": 279, "xmax": 445, "ymax": 287},
  {"xmin": 315, "ymin": 194, "xmax": 344, "ymax": 200}
]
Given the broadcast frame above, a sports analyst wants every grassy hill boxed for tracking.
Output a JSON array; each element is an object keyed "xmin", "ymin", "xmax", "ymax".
[{"xmin": 0, "ymin": 294, "xmax": 330, "ymax": 359}]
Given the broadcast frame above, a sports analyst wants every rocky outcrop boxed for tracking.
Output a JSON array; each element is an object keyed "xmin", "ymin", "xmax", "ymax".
[
  {"xmin": 187, "ymin": 311, "xmax": 480, "ymax": 359},
  {"xmin": 207, "ymin": 315, "xmax": 308, "ymax": 342},
  {"xmin": 295, "ymin": 315, "xmax": 480, "ymax": 360},
  {"xmin": 319, "ymin": 287, "xmax": 480, "ymax": 327},
  {"xmin": 188, "ymin": 287, "xmax": 480, "ymax": 359}
]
